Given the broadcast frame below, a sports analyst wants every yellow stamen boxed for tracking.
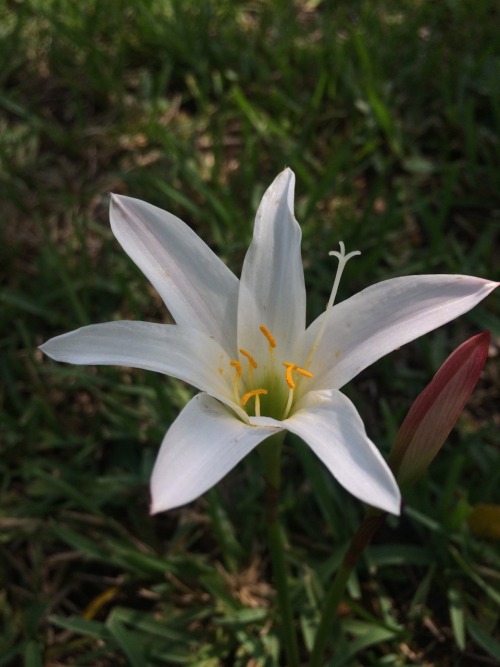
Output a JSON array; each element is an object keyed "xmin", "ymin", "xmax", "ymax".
[
  {"xmin": 282, "ymin": 363, "xmax": 314, "ymax": 419},
  {"xmin": 230, "ymin": 360, "xmax": 242, "ymax": 376},
  {"xmin": 241, "ymin": 388, "xmax": 268, "ymax": 417},
  {"xmin": 259, "ymin": 324, "xmax": 277, "ymax": 349},
  {"xmin": 239, "ymin": 348, "xmax": 257, "ymax": 368},
  {"xmin": 241, "ymin": 388, "xmax": 268, "ymax": 406},
  {"xmin": 230, "ymin": 359, "xmax": 243, "ymax": 402},
  {"xmin": 282, "ymin": 362, "xmax": 314, "ymax": 388},
  {"xmin": 283, "ymin": 362, "xmax": 296, "ymax": 389}
]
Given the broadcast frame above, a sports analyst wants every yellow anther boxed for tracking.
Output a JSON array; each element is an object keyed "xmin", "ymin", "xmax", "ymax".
[
  {"xmin": 282, "ymin": 362, "xmax": 314, "ymax": 390},
  {"xmin": 259, "ymin": 324, "xmax": 276, "ymax": 349},
  {"xmin": 242, "ymin": 388, "xmax": 268, "ymax": 416},
  {"xmin": 283, "ymin": 363, "xmax": 296, "ymax": 389},
  {"xmin": 241, "ymin": 388, "xmax": 268, "ymax": 406},
  {"xmin": 239, "ymin": 348, "xmax": 257, "ymax": 368},
  {"xmin": 230, "ymin": 360, "xmax": 243, "ymax": 403},
  {"xmin": 230, "ymin": 360, "xmax": 242, "ymax": 376}
]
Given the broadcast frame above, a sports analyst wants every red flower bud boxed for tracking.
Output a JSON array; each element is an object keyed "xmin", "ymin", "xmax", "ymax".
[{"xmin": 389, "ymin": 331, "xmax": 490, "ymax": 487}]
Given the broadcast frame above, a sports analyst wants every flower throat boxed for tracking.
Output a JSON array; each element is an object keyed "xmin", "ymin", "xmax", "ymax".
[{"xmin": 230, "ymin": 242, "xmax": 360, "ymax": 420}]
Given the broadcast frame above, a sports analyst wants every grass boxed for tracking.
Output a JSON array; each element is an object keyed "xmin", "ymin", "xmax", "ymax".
[{"xmin": 1, "ymin": 0, "xmax": 500, "ymax": 665}]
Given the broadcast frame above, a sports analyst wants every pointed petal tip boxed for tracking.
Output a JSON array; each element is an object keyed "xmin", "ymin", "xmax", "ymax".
[
  {"xmin": 149, "ymin": 480, "xmax": 186, "ymax": 514},
  {"xmin": 281, "ymin": 166, "xmax": 295, "ymax": 182},
  {"xmin": 109, "ymin": 193, "xmax": 145, "ymax": 222},
  {"xmin": 476, "ymin": 277, "xmax": 499, "ymax": 292},
  {"xmin": 364, "ymin": 472, "xmax": 401, "ymax": 516},
  {"xmin": 462, "ymin": 275, "xmax": 499, "ymax": 298},
  {"xmin": 149, "ymin": 487, "xmax": 197, "ymax": 514},
  {"xmin": 149, "ymin": 497, "xmax": 173, "ymax": 516},
  {"xmin": 282, "ymin": 166, "xmax": 295, "ymax": 191},
  {"xmin": 489, "ymin": 280, "xmax": 500, "ymax": 291},
  {"xmin": 39, "ymin": 337, "xmax": 62, "ymax": 361},
  {"xmin": 379, "ymin": 489, "xmax": 402, "ymax": 516},
  {"xmin": 270, "ymin": 167, "xmax": 295, "ymax": 203},
  {"xmin": 149, "ymin": 482, "xmax": 192, "ymax": 515},
  {"xmin": 109, "ymin": 192, "xmax": 129, "ymax": 214},
  {"xmin": 149, "ymin": 501, "xmax": 159, "ymax": 516},
  {"xmin": 109, "ymin": 193, "xmax": 129, "ymax": 225}
]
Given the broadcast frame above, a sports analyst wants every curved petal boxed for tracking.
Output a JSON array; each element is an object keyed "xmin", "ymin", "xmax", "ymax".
[
  {"xmin": 150, "ymin": 393, "xmax": 281, "ymax": 513},
  {"xmin": 305, "ymin": 275, "xmax": 498, "ymax": 391},
  {"xmin": 284, "ymin": 390, "xmax": 401, "ymax": 514},
  {"xmin": 237, "ymin": 169, "xmax": 306, "ymax": 360},
  {"xmin": 110, "ymin": 194, "xmax": 239, "ymax": 353},
  {"xmin": 40, "ymin": 321, "xmax": 247, "ymax": 419}
]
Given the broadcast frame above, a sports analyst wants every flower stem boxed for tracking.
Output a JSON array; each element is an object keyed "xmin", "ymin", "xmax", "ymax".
[
  {"xmin": 309, "ymin": 511, "xmax": 387, "ymax": 667},
  {"xmin": 259, "ymin": 434, "xmax": 300, "ymax": 667}
]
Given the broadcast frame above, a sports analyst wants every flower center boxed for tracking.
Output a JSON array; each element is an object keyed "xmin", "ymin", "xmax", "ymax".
[
  {"xmin": 230, "ymin": 325, "xmax": 313, "ymax": 420},
  {"xmin": 228, "ymin": 242, "xmax": 360, "ymax": 421}
]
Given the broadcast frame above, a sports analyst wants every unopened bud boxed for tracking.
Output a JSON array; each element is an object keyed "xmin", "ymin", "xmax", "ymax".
[{"xmin": 389, "ymin": 331, "xmax": 490, "ymax": 487}]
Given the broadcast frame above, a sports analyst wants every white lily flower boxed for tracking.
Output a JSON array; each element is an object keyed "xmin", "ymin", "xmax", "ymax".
[{"xmin": 41, "ymin": 169, "xmax": 498, "ymax": 516}]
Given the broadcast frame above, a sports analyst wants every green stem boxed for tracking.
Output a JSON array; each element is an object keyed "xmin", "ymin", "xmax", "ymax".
[
  {"xmin": 259, "ymin": 434, "xmax": 300, "ymax": 667},
  {"xmin": 309, "ymin": 511, "xmax": 387, "ymax": 667}
]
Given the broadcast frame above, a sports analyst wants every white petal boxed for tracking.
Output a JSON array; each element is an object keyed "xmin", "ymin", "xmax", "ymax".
[
  {"xmin": 305, "ymin": 275, "xmax": 498, "ymax": 391},
  {"xmin": 237, "ymin": 169, "xmax": 306, "ymax": 359},
  {"xmin": 284, "ymin": 390, "xmax": 401, "ymax": 514},
  {"xmin": 40, "ymin": 321, "xmax": 246, "ymax": 418},
  {"xmin": 150, "ymin": 393, "xmax": 281, "ymax": 513},
  {"xmin": 110, "ymin": 194, "xmax": 239, "ymax": 353}
]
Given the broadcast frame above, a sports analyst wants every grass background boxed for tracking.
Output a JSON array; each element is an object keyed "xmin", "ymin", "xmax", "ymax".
[{"xmin": 1, "ymin": 0, "xmax": 499, "ymax": 665}]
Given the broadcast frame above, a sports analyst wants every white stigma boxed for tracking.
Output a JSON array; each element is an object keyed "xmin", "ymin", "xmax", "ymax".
[
  {"xmin": 305, "ymin": 242, "xmax": 361, "ymax": 369},
  {"xmin": 326, "ymin": 242, "xmax": 361, "ymax": 311}
]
